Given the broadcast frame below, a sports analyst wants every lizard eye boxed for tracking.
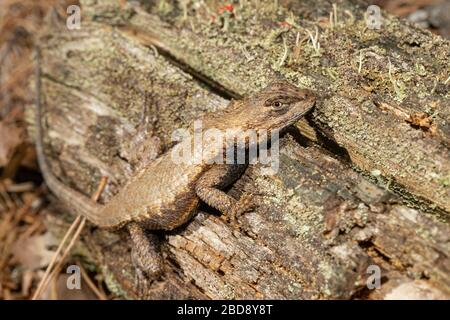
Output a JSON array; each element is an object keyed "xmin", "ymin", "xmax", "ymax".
[
  {"xmin": 273, "ymin": 101, "xmax": 282, "ymax": 108},
  {"xmin": 264, "ymin": 97, "xmax": 288, "ymax": 109}
]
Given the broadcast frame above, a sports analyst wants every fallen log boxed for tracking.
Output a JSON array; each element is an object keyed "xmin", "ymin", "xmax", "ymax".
[{"xmin": 28, "ymin": 0, "xmax": 450, "ymax": 299}]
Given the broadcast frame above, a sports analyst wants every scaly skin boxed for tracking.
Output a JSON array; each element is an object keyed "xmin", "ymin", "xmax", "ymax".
[{"xmin": 35, "ymin": 48, "xmax": 316, "ymax": 288}]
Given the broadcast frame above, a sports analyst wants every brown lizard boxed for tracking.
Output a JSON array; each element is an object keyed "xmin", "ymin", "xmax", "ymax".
[{"xmin": 35, "ymin": 49, "xmax": 315, "ymax": 291}]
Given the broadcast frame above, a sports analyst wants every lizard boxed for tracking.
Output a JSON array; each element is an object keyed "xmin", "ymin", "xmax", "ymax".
[{"xmin": 35, "ymin": 49, "xmax": 316, "ymax": 292}]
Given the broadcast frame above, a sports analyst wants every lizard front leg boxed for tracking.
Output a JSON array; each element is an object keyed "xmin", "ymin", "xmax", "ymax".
[
  {"xmin": 126, "ymin": 222, "xmax": 163, "ymax": 298},
  {"xmin": 195, "ymin": 164, "xmax": 253, "ymax": 226}
]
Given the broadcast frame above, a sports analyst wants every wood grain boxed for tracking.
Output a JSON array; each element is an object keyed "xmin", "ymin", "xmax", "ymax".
[{"xmin": 28, "ymin": 0, "xmax": 450, "ymax": 299}]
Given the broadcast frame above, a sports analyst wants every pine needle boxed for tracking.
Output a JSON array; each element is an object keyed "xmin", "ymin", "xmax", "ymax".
[{"xmin": 32, "ymin": 176, "xmax": 108, "ymax": 300}]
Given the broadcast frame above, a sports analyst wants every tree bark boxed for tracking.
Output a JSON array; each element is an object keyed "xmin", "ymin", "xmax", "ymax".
[{"xmin": 29, "ymin": 0, "xmax": 450, "ymax": 299}]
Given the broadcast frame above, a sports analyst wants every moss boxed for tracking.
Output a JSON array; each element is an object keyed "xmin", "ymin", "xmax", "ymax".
[
  {"xmin": 355, "ymin": 165, "xmax": 450, "ymax": 223},
  {"xmin": 219, "ymin": 283, "xmax": 236, "ymax": 299},
  {"xmin": 156, "ymin": 0, "xmax": 174, "ymax": 15},
  {"xmin": 437, "ymin": 175, "xmax": 450, "ymax": 187},
  {"xmin": 102, "ymin": 266, "xmax": 130, "ymax": 299},
  {"xmin": 67, "ymin": 0, "xmax": 449, "ymax": 298}
]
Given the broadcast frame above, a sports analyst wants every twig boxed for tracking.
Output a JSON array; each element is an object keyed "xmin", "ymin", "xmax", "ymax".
[
  {"xmin": 276, "ymin": 35, "xmax": 288, "ymax": 68},
  {"xmin": 32, "ymin": 177, "xmax": 108, "ymax": 300},
  {"xmin": 150, "ymin": 45, "xmax": 159, "ymax": 58},
  {"xmin": 32, "ymin": 216, "xmax": 81, "ymax": 299},
  {"xmin": 4, "ymin": 182, "xmax": 34, "ymax": 193},
  {"xmin": 0, "ymin": 182, "xmax": 15, "ymax": 210},
  {"xmin": 42, "ymin": 219, "xmax": 86, "ymax": 298},
  {"xmin": 333, "ymin": 3, "xmax": 338, "ymax": 26},
  {"xmin": 344, "ymin": 10, "xmax": 354, "ymax": 24},
  {"xmin": 388, "ymin": 58, "xmax": 406, "ymax": 101},
  {"xmin": 358, "ymin": 50, "xmax": 363, "ymax": 74},
  {"xmin": 78, "ymin": 262, "xmax": 107, "ymax": 300},
  {"xmin": 306, "ymin": 26, "xmax": 320, "ymax": 54},
  {"xmin": 240, "ymin": 44, "xmax": 254, "ymax": 62},
  {"xmin": 36, "ymin": 217, "xmax": 86, "ymax": 299}
]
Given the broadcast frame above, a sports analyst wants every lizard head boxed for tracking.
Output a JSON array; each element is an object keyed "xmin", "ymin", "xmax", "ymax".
[
  {"xmin": 199, "ymin": 81, "xmax": 316, "ymax": 161},
  {"xmin": 241, "ymin": 81, "xmax": 316, "ymax": 132}
]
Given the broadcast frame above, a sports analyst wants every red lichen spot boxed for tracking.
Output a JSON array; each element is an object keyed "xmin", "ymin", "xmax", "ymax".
[
  {"xmin": 406, "ymin": 112, "xmax": 436, "ymax": 134},
  {"xmin": 278, "ymin": 21, "xmax": 293, "ymax": 28},
  {"xmin": 218, "ymin": 4, "xmax": 234, "ymax": 14},
  {"xmin": 210, "ymin": 14, "xmax": 216, "ymax": 22}
]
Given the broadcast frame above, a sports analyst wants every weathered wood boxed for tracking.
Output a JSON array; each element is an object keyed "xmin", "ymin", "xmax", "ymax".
[
  {"xmin": 83, "ymin": 0, "xmax": 450, "ymax": 214},
  {"xmin": 28, "ymin": 0, "xmax": 450, "ymax": 299}
]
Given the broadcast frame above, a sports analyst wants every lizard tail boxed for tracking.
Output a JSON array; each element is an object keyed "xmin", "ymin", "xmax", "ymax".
[{"xmin": 34, "ymin": 48, "xmax": 107, "ymax": 226}]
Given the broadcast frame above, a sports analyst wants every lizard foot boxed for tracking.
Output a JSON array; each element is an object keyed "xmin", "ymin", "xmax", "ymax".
[
  {"xmin": 134, "ymin": 266, "xmax": 151, "ymax": 300},
  {"xmin": 128, "ymin": 222, "xmax": 164, "ymax": 298},
  {"xmin": 223, "ymin": 192, "xmax": 257, "ymax": 228},
  {"xmin": 131, "ymin": 244, "xmax": 163, "ymax": 299}
]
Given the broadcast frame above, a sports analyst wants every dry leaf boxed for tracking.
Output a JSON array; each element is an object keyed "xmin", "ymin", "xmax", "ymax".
[
  {"xmin": 41, "ymin": 274, "xmax": 99, "ymax": 300},
  {"xmin": 0, "ymin": 122, "xmax": 23, "ymax": 167},
  {"xmin": 11, "ymin": 232, "xmax": 58, "ymax": 271}
]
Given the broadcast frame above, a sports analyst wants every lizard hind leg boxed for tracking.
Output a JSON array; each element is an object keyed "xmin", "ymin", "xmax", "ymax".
[{"xmin": 126, "ymin": 221, "xmax": 164, "ymax": 296}]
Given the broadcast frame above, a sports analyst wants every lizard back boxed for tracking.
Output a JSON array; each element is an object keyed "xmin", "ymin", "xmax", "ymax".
[{"xmin": 94, "ymin": 154, "xmax": 209, "ymax": 229}]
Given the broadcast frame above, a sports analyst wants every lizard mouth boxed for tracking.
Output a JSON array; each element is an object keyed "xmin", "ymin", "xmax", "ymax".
[
  {"xmin": 294, "ymin": 107, "xmax": 312, "ymax": 120},
  {"xmin": 292, "ymin": 99, "xmax": 315, "ymax": 121}
]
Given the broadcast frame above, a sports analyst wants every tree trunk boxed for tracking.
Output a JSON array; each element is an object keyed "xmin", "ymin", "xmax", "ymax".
[{"xmin": 29, "ymin": 0, "xmax": 450, "ymax": 299}]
